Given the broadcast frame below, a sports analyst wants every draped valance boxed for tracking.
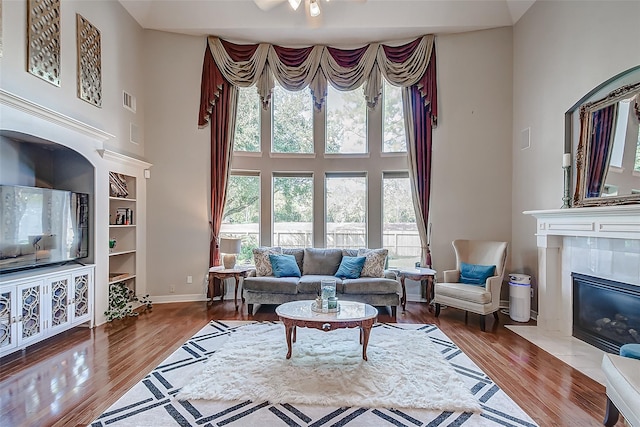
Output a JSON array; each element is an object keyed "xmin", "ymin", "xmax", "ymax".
[{"xmin": 198, "ymin": 35, "xmax": 437, "ymax": 127}]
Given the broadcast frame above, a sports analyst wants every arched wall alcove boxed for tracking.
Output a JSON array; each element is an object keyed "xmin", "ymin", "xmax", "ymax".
[{"xmin": 1, "ymin": 89, "xmax": 114, "ymax": 325}]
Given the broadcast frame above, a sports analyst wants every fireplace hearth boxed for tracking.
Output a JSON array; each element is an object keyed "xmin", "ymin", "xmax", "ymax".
[{"xmin": 572, "ymin": 273, "xmax": 640, "ymax": 354}]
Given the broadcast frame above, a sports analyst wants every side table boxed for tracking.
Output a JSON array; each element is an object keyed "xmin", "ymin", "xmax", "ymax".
[
  {"xmin": 394, "ymin": 267, "xmax": 437, "ymax": 312},
  {"xmin": 207, "ymin": 268, "xmax": 252, "ymax": 310}
]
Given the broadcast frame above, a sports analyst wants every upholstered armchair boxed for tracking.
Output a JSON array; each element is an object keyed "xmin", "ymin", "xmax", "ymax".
[{"xmin": 434, "ymin": 239, "xmax": 509, "ymax": 331}]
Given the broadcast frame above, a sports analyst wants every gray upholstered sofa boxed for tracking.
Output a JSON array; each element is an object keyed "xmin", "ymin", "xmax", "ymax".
[{"xmin": 243, "ymin": 247, "xmax": 401, "ymax": 318}]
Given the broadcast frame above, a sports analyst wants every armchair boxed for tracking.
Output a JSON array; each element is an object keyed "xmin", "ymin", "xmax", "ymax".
[{"xmin": 434, "ymin": 239, "xmax": 508, "ymax": 331}]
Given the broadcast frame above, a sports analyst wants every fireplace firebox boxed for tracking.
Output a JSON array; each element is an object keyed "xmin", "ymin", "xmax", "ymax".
[{"xmin": 572, "ymin": 273, "xmax": 640, "ymax": 354}]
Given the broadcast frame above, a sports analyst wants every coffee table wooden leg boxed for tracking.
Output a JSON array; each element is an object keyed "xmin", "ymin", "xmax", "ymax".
[
  {"xmin": 284, "ymin": 323, "xmax": 294, "ymax": 359},
  {"xmin": 234, "ymin": 276, "xmax": 240, "ymax": 310},
  {"xmin": 361, "ymin": 325, "xmax": 372, "ymax": 361},
  {"xmin": 292, "ymin": 325, "xmax": 297, "ymax": 343}
]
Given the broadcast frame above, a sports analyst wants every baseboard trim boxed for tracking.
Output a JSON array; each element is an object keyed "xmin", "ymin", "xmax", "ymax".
[{"xmin": 150, "ymin": 294, "xmax": 207, "ymax": 303}]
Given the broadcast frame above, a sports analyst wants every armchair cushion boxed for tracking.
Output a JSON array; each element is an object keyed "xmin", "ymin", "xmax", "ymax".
[
  {"xmin": 434, "ymin": 282, "xmax": 492, "ymax": 304},
  {"xmin": 269, "ymin": 254, "xmax": 302, "ymax": 278},
  {"xmin": 460, "ymin": 262, "xmax": 496, "ymax": 286}
]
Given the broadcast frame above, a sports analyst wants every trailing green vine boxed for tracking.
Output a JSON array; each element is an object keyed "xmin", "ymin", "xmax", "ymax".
[{"xmin": 105, "ymin": 282, "xmax": 153, "ymax": 322}]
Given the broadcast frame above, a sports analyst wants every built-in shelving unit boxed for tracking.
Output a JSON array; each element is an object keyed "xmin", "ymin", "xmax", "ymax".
[{"xmin": 108, "ymin": 173, "xmax": 138, "ymax": 298}]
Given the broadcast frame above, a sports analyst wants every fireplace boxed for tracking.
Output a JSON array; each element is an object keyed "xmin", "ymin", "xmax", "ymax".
[{"xmin": 572, "ymin": 272, "xmax": 640, "ymax": 354}]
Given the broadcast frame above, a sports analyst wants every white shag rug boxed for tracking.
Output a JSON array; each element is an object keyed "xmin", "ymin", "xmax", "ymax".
[{"xmin": 177, "ymin": 322, "xmax": 481, "ymax": 412}]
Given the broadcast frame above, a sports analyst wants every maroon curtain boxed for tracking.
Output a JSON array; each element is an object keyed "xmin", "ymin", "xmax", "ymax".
[
  {"xmin": 199, "ymin": 43, "xmax": 235, "ymax": 267},
  {"xmin": 586, "ymin": 104, "xmax": 616, "ymax": 198},
  {"xmin": 409, "ymin": 47, "xmax": 437, "ymax": 267},
  {"xmin": 199, "ymin": 36, "xmax": 438, "ymax": 266}
]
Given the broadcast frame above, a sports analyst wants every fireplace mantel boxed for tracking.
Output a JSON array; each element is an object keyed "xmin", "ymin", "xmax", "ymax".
[
  {"xmin": 524, "ymin": 205, "xmax": 640, "ymax": 335},
  {"xmin": 524, "ymin": 205, "xmax": 640, "ymax": 240}
]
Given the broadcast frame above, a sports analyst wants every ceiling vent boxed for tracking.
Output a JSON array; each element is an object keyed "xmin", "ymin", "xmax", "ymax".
[{"xmin": 123, "ymin": 91, "xmax": 136, "ymax": 113}]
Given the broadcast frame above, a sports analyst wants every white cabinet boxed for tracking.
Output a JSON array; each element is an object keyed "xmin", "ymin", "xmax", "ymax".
[{"xmin": 0, "ymin": 264, "xmax": 95, "ymax": 357}]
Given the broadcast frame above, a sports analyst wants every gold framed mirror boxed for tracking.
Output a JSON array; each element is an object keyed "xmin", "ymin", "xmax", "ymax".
[{"xmin": 568, "ymin": 66, "xmax": 640, "ymax": 207}]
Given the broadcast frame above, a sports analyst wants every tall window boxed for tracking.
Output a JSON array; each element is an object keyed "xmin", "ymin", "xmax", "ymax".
[
  {"xmin": 219, "ymin": 174, "xmax": 260, "ymax": 264},
  {"xmin": 326, "ymin": 86, "xmax": 367, "ymax": 154},
  {"xmin": 382, "ymin": 80, "xmax": 407, "ymax": 153},
  {"xmin": 325, "ymin": 173, "xmax": 367, "ymax": 248},
  {"xmin": 233, "ymin": 87, "xmax": 260, "ymax": 152},
  {"xmin": 273, "ymin": 174, "xmax": 313, "ymax": 248},
  {"xmin": 383, "ymin": 173, "xmax": 419, "ymax": 268},
  {"xmin": 272, "ymin": 85, "xmax": 313, "ymax": 153}
]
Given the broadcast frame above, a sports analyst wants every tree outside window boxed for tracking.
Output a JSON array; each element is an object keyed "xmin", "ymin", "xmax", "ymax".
[
  {"xmin": 383, "ymin": 174, "xmax": 419, "ymax": 268},
  {"xmin": 233, "ymin": 87, "xmax": 260, "ymax": 152},
  {"xmin": 220, "ymin": 174, "xmax": 260, "ymax": 264},
  {"xmin": 273, "ymin": 175, "xmax": 313, "ymax": 248},
  {"xmin": 382, "ymin": 80, "xmax": 407, "ymax": 153},
  {"xmin": 325, "ymin": 174, "xmax": 367, "ymax": 248},
  {"xmin": 326, "ymin": 86, "xmax": 367, "ymax": 154},
  {"xmin": 272, "ymin": 85, "xmax": 313, "ymax": 153}
]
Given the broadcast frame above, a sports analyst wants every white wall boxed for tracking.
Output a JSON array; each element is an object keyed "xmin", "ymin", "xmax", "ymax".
[
  {"xmin": 142, "ymin": 27, "xmax": 514, "ymax": 299},
  {"xmin": 1, "ymin": 0, "xmax": 147, "ymax": 325},
  {"xmin": 143, "ymin": 31, "xmax": 212, "ymax": 299},
  {"xmin": 0, "ymin": 0, "xmax": 145, "ymax": 158},
  {"xmin": 511, "ymin": 0, "xmax": 640, "ymax": 310},
  {"xmin": 430, "ymin": 27, "xmax": 513, "ymax": 277}
]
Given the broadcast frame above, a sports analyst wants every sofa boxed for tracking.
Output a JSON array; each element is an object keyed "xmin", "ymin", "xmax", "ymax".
[{"xmin": 243, "ymin": 247, "xmax": 401, "ymax": 318}]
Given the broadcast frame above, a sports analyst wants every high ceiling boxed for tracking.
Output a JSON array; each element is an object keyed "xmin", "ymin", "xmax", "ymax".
[{"xmin": 118, "ymin": 0, "xmax": 536, "ymax": 46}]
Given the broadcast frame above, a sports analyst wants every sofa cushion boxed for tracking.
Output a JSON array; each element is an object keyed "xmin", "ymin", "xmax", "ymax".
[
  {"xmin": 358, "ymin": 248, "xmax": 388, "ymax": 278},
  {"xmin": 297, "ymin": 275, "xmax": 344, "ymax": 294},
  {"xmin": 302, "ymin": 248, "xmax": 343, "ymax": 275},
  {"xmin": 342, "ymin": 277, "xmax": 399, "ymax": 295},
  {"xmin": 269, "ymin": 254, "xmax": 301, "ymax": 278},
  {"xmin": 342, "ymin": 248, "xmax": 359, "ymax": 257},
  {"xmin": 282, "ymin": 248, "xmax": 304, "ymax": 274},
  {"xmin": 253, "ymin": 247, "xmax": 282, "ymax": 276},
  {"xmin": 460, "ymin": 262, "xmax": 495, "ymax": 286},
  {"xmin": 243, "ymin": 276, "xmax": 299, "ymax": 294},
  {"xmin": 335, "ymin": 256, "xmax": 366, "ymax": 279}
]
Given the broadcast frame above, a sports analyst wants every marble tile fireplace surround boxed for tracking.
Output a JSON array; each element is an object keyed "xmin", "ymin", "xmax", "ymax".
[{"xmin": 513, "ymin": 205, "xmax": 640, "ymax": 384}]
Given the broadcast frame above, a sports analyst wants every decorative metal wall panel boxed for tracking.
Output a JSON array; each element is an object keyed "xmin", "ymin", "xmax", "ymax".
[
  {"xmin": 0, "ymin": 291, "xmax": 11, "ymax": 348},
  {"xmin": 74, "ymin": 274, "xmax": 89, "ymax": 317},
  {"xmin": 21, "ymin": 286, "xmax": 41, "ymax": 338},
  {"xmin": 27, "ymin": 0, "xmax": 61, "ymax": 86},
  {"xmin": 51, "ymin": 279, "xmax": 68, "ymax": 326},
  {"xmin": 76, "ymin": 14, "xmax": 102, "ymax": 107}
]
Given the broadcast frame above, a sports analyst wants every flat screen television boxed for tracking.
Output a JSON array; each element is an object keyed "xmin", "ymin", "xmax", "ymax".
[{"xmin": 0, "ymin": 185, "xmax": 89, "ymax": 274}]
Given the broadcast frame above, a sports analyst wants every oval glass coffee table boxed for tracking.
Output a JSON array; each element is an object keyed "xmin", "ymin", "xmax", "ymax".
[{"xmin": 275, "ymin": 300, "xmax": 378, "ymax": 361}]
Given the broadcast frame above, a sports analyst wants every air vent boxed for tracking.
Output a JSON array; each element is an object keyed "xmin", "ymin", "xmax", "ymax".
[
  {"xmin": 130, "ymin": 123, "xmax": 140, "ymax": 145},
  {"xmin": 123, "ymin": 90, "xmax": 136, "ymax": 112}
]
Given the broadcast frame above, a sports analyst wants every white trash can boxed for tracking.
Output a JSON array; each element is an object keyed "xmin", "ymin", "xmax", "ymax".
[{"xmin": 508, "ymin": 274, "xmax": 531, "ymax": 322}]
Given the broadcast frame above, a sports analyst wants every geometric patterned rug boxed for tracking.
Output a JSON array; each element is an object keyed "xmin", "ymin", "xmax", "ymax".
[{"xmin": 90, "ymin": 321, "xmax": 538, "ymax": 426}]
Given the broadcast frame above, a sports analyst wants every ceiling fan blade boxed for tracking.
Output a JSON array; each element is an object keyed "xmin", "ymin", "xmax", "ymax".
[{"xmin": 253, "ymin": 0, "xmax": 286, "ymax": 11}]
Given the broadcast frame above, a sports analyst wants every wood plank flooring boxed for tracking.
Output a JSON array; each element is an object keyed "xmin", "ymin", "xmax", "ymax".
[{"xmin": 0, "ymin": 301, "xmax": 623, "ymax": 427}]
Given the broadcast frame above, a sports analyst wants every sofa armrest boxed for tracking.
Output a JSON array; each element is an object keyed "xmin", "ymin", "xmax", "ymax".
[
  {"xmin": 443, "ymin": 269, "xmax": 459, "ymax": 283},
  {"xmin": 246, "ymin": 269, "xmax": 257, "ymax": 278},
  {"xmin": 384, "ymin": 269, "xmax": 398, "ymax": 280}
]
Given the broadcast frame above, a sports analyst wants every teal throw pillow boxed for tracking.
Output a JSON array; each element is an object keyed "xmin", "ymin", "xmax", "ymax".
[
  {"xmin": 335, "ymin": 256, "xmax": 367, "ymax": 279},
  {"xmin": 460, "ymin": 262, "xmax": 496, "ymax": 286},
  {"xmin": 269, "ymin": 254, "xmax": 301, "ymax": 278}
]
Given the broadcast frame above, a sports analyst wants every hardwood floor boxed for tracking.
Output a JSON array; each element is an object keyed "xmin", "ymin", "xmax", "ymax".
[{"xmin": 0, "ymin": 300, "xmax": 623, "ymax": 427}]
